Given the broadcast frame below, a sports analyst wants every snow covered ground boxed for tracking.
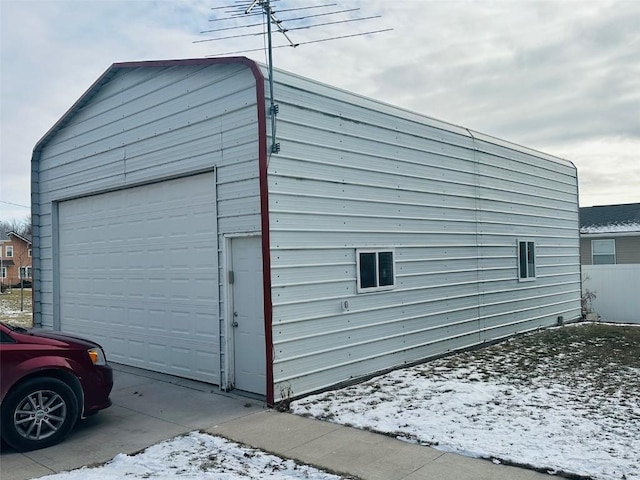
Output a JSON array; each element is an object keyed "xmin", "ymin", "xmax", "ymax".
[
  {"xmin": 292, "ymin": 323, "xmax": 640, "ymax": 480},
  {"xmin": 37, "ymin": 432, "xmax": 352, "ymax": 480},
  {"xmin": 0, "ymin": 288, "xmax": 32, "ymax": 328}
]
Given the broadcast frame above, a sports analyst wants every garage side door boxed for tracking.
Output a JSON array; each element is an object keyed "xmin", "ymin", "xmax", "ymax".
[{"xmin": 58, "ymin": 173, "xmax": 220, "ymax": 384}]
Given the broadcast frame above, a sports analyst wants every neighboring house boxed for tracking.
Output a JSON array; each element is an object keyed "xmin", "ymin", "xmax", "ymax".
[
  {"xmin": 579, "ymin": 203, "xmax": 640, "ymax": 324},
  {"xmin": 579, "ymin": 203, "xmax": 640, "ymax": 265},
  {"xmin": 31, "ymin": 57, "xmax": 582, "ymax": 405},
  {"xmin": 0, "ymin": 231, "xmax": 33, "ymax": 288}
]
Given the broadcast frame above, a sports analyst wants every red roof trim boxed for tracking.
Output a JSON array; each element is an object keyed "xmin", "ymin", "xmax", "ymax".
[
  {"xmin": 253, "ymin": 67, "xmax": 275, "ymax": 407},
  {"xmin": 113, "ymin": 56, "xmax": 256, "ymax": 70}
]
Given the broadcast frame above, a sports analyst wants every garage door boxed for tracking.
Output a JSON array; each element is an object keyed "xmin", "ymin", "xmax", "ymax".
[{"xmin": 58, "ymin": 173, "xmax": 220, "ymax": 384}]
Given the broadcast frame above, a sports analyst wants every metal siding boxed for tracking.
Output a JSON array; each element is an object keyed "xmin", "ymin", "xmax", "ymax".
[
  {"xmin": 267, "ymin": 69, "xmax": 581, "ymax": 400},
  {"xmin": 33, "ymin": 63, "xmax": 261, "ymax": 385}
]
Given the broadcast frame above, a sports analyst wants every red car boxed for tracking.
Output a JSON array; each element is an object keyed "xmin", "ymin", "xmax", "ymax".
[{"xmin": 0, "ymin": 321, "xmax": 113, "ymax": 451}]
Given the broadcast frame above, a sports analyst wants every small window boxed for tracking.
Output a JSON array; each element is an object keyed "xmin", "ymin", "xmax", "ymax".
[
  {"xmin": 19, "ymin": 266, "xmax": 32, "ymax": 279},
  {"xmin": 28, "ymin": 248, "xmax": 32, "ymax": 258},
  {"xmin": 5, "ymin": 245, "xmax": 13, "ymax": 258},
  {"xmin": 357, "ymin": 249, "xmax": 395, "ymax": 293},
  {"xmin": 591, "ymin": 239, "xmax": 615, "ymax": 265},
  {"xmin": 518, "ymin": 240, "xmax": 536, "ymax": 281}
]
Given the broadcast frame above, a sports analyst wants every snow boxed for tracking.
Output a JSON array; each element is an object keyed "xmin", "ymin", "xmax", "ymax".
[
  {"xmin": 0, "ymin": 288, "xmax": 33, "ymax": 328},
  {"xmin": 580, "ymin": 222, "xmax": 640, "ymax": 234},
  {"xmin": 292, "ymin": 325, "xmax": 640, "ymax": 480},
  {"xmin": 37, "ymin": 432, "xmax": 350, "ymax": 480}
]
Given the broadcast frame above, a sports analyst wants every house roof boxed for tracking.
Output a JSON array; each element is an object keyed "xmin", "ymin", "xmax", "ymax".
[
  {"xmin": 579, "ymin": 203, "xmax": 640, "ymax": 234},
  {"xmin": 8, "ymin": 231, "xmax": 32, "ymax": 245}
]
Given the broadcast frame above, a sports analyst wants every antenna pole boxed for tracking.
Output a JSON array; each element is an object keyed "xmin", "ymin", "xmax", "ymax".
[
  {"xmin": 201, "ymin": 1, "xmax": 393, "ymax": 156},
  {"xmin": 265, "ymin": 1, "xmax": 280, "ymax": 154},
  {"xmin": 247, "ymin": 0, "xmax": 279, "ymax": 154}
]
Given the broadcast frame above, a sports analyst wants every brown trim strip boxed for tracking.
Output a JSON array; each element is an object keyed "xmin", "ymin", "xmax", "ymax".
[{"xmin": 249, "ymin": 63, "xmax": 275, "ymax": 407}]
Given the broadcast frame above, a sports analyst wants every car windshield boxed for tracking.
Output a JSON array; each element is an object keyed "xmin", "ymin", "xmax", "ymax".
[{"xmin": 0, "ymin": 321, "xmax": 29, "ymax": 333}]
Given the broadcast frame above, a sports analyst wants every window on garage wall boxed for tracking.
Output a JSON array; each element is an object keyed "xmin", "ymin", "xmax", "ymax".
[
  {"xmin": 518, "ymin": 240, "xmax": 536, "ymax": 281},
  {"xmin": 357, "ymin": 249, "xmax": 395, "ymax": 293}
]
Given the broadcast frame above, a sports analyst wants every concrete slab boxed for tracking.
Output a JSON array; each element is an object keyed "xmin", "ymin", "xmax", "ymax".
[
  {"xmin": 405, "ymin": 452, "xmax": 554, "ymax": 480},
  {"xmin": 0, "ymin": 452, "xmax": 53, "ymax": 480},
  {"xmin": 286, "ymin": 425, "xmax": 443, "ymax": 480},
  {"xmin": 212, "ymin": 410, "xmax": 565, "ymax": 480},
  {"xmin": 209, "ymin": 410, "xmax": 343, "ymax": 452},
  {"xmin": 113, "ymin": 377, "xmax": 257, "ymax": 428}
]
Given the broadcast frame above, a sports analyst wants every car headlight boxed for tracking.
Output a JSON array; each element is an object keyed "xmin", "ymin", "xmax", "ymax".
[{"xmin": 88, "ymin": 347, "xmax": 106, "ymax": 366}]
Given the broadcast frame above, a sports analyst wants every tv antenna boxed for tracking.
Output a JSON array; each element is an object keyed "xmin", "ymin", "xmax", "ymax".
[{"xmin": 195, "ymin": 1, "xmax": 392, "ymax": 155}]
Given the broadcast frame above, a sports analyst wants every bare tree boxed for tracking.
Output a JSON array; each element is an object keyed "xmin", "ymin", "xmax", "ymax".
[
  {"xmin": 22, "ymin": 215, "xmax": 33, "ymax": 237},
  {"xmin": 13, "ymin": 243, "xmax": 31, "ymax": 311},
  {"xmin": 0, "ymin": 216, "xmax": 31, "ymax": 238}
]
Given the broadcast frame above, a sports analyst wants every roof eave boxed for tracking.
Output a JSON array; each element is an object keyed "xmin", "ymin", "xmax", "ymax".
[
  {"xmin": 580, "ymin": 231, "xmax": 640, "ymax": 238},
  {"xmin": 7, "ymin": 231, "xmax": 32, "ymax": 245}
]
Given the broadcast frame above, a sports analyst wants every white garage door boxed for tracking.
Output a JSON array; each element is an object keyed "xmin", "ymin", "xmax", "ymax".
[{"xmin": 58, "ymin": 173, "xmax": 220, "ymax": 384}]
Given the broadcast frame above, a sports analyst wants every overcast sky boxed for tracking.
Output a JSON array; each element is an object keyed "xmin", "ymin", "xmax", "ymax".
[{"xmin": 1, "ymin": 0, "xmax": 639, "ymax": 223}]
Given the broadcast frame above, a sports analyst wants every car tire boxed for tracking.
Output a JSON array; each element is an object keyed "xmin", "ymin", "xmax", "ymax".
[{"xmin": 1, "ymin": 377, "xmax": 79, "ymax": 451}]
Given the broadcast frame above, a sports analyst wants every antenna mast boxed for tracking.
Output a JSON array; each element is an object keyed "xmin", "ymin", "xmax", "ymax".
[
  {"xmin": 245, "ymin": 0, "xmax": 280, "ymax": 154},
  {"xmin": 198, "ymin": 1, "xmax": 392, "ymax": 156}
]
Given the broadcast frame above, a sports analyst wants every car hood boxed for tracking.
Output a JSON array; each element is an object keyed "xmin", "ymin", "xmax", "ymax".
[{"xmin": 24, "ymin": 328, "xmax": 101, "ymax": 349}]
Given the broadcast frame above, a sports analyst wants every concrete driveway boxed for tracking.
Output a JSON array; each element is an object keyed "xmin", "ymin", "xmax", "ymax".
[{"xmin": 0, "ymin": 364, "xmax": 265, "ymax": 480}]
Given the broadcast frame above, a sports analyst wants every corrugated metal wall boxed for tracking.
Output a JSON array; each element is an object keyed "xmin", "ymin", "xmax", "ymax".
[
  {"xmin": 266, "ymin": 69, "xmax": 581, "ymax": 399},
  {"xmin": 32, "ymin": 63, "xmax": 262, "ymax": 382}
]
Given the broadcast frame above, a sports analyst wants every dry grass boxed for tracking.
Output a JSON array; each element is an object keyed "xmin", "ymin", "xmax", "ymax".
[
  {"xmin": 0, "ymin": 287, "xmax": 33, "ymax": 328},
  {"xmin": 438, "ymin": 323, "xmax": 640, "ymax": 397}
]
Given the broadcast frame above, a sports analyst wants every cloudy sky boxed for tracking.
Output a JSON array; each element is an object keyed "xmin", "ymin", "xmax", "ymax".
[{"xmin": 1, "ymin": 0, "xmax": 638, "ymax": 223}]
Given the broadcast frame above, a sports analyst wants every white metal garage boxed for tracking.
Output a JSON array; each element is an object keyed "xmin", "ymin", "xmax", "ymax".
[
  {"xmin": 57, "ymin": 173, "xmax": 220, "ymax": 384},
  {"xmin": 31, "ymin": 57, "xmax": 581, "ymax": 405}
]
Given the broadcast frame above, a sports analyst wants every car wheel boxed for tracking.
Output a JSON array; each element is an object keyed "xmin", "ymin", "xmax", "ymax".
[{"xmin": 1, "ymin": 377, "xmax": 79, "ymax": 451}]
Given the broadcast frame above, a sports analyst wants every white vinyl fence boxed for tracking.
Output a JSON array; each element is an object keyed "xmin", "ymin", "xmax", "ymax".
[{"xmin": 582, "ymin": 265, "xmax": 640, "ymax": 324}]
